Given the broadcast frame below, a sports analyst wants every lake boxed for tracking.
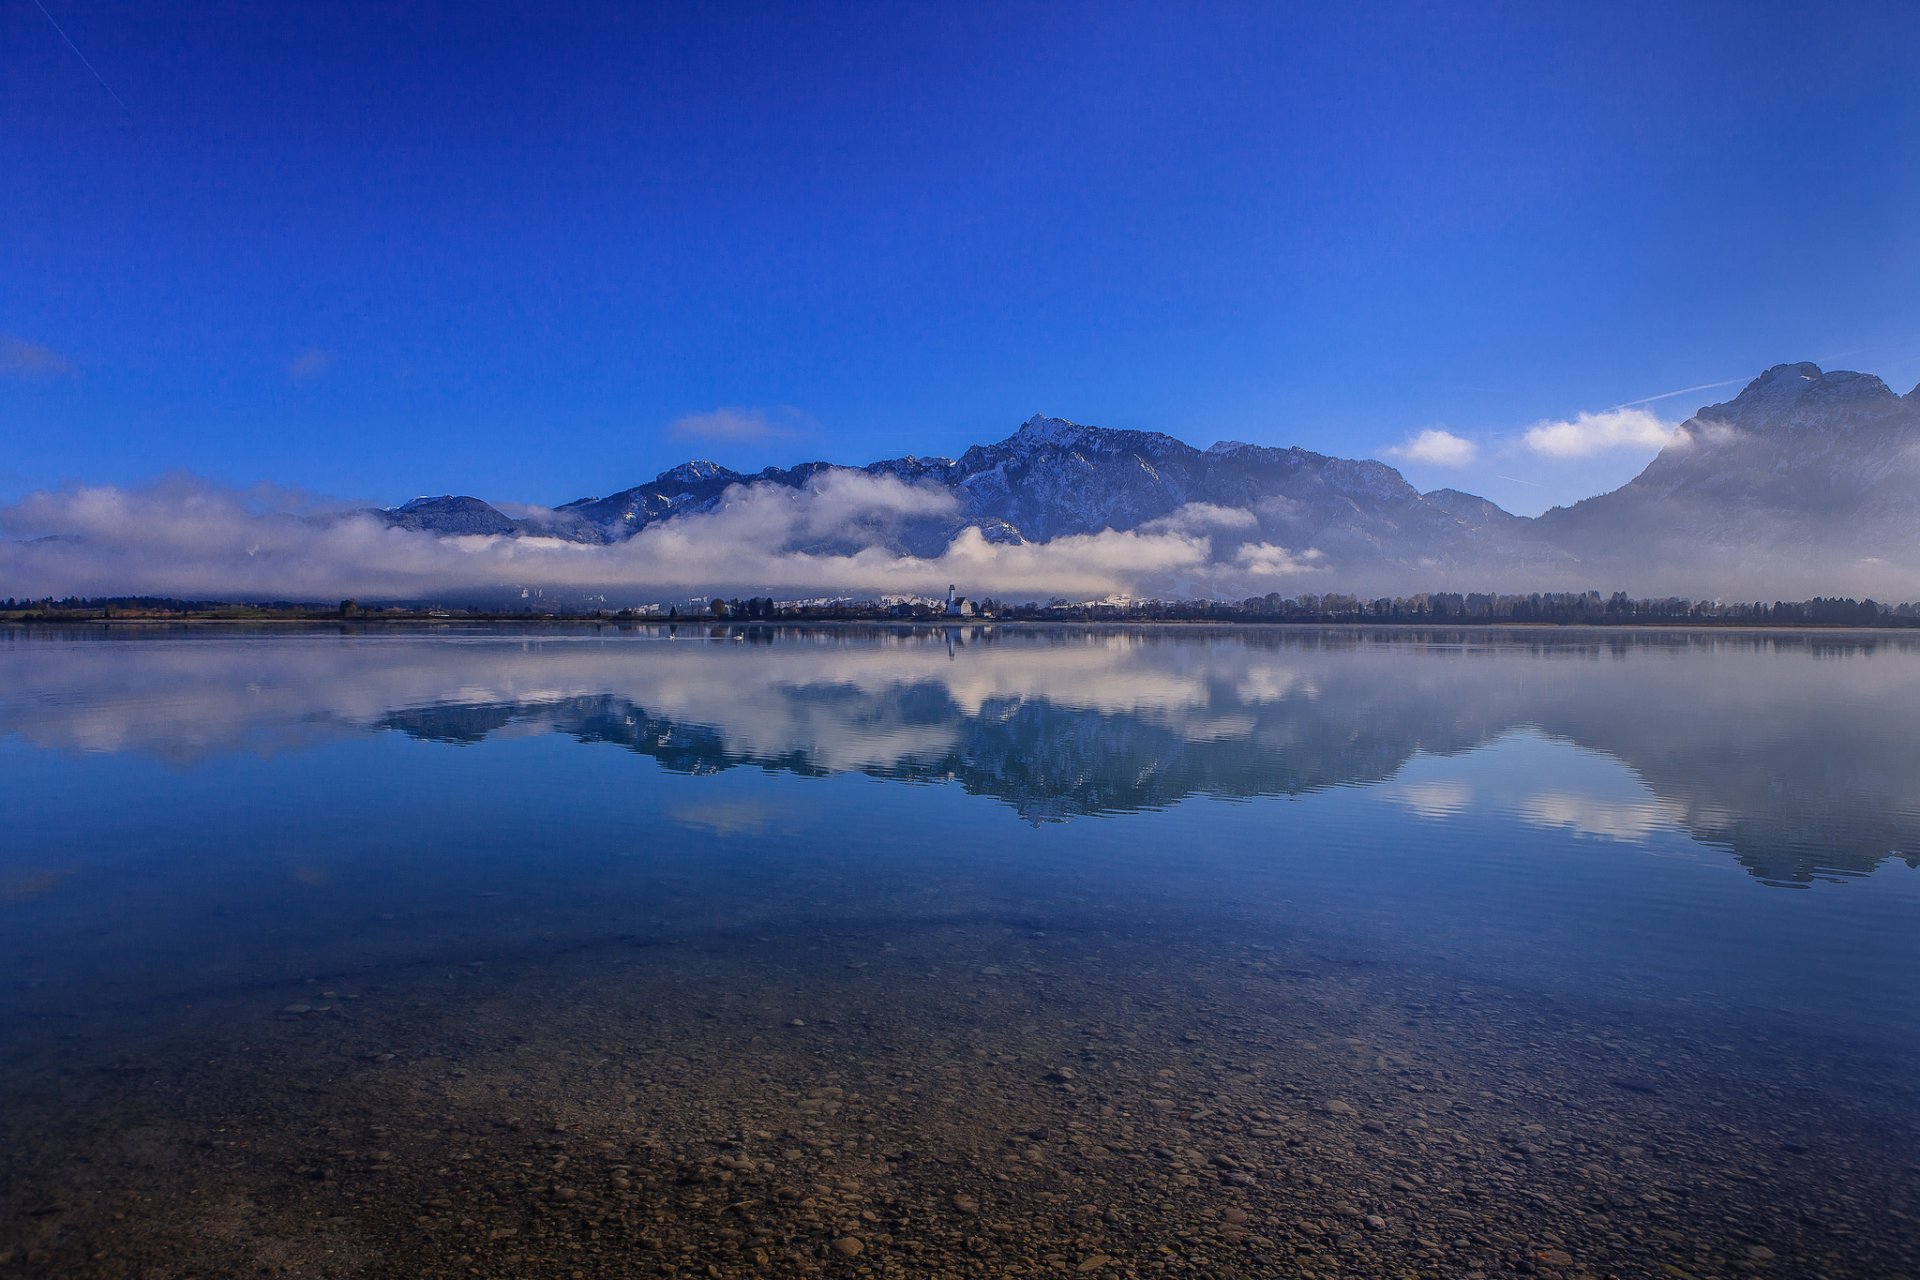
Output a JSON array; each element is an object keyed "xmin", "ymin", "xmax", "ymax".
[{"xmin": 2, "ymin": 623, "xmax": 1918, "ymax": 1278}]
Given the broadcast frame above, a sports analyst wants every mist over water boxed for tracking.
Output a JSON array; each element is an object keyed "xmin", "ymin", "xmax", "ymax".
[{"xmin": 3, "ymin": 624, "xmax": 1918, "ymax": 1277}]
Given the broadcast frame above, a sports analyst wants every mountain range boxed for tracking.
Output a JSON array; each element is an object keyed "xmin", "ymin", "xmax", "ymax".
[{"xmin": 379, "ymin": 362, "xmax": 1920, "ymax": 599}]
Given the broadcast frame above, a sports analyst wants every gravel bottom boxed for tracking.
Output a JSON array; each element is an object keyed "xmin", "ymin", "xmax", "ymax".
[{"xmin": 3, "ymin": 916, "xmax": 1916, "ymax": 1279}]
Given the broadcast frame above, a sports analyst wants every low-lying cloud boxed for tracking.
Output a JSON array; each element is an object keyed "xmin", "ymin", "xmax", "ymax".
[
  {"xmin": 0, "ymin": 473, "xmax": 1326, "ymax": 604},
  {"xmin": 1523, "ymin": 407, "xmax": 1675, "ymax": 458}
]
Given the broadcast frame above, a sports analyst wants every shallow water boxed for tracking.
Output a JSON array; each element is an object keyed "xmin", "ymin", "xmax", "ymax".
[{"xmin": 2, "ymin": 623, "xmax": 1918, "ymax": 1279}]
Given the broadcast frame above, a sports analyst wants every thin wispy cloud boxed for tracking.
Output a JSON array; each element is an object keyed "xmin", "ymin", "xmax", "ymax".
[
  {"xmin": 287, "ymin": 349, "xmax": 332, "ymax": 381},
  {"xmin": 668, "ymin": 405, "xmax": 813, "ymax": 443},
  {"xmin": 30, "ymin": 0, "xmax": 125, "ymax": 107},
  {"xmin": 0, "ymin": 336, "xmax": 73, "ymax": 378},
  {"xmin": 1387, "ymin": 428, "xmax": 1478, "ymax": 467},
  {"xmin": 1523, "ymin": 407, "xmax": 1676, "ymax": 459},
  {"xmin": 1614, "ymin": 377, "xmax": 1744, "ymax": 409}
]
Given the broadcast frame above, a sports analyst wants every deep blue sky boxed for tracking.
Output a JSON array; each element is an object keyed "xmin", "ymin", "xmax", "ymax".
[{"xmin": 5, "ymin": 0, "xmax": 1918, "ymax": 514}]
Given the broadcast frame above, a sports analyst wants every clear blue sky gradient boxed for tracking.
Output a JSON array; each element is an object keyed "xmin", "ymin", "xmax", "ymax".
[{"xmin": 5, "ymin": 1, "xmax": 1918, "ymax": 513}]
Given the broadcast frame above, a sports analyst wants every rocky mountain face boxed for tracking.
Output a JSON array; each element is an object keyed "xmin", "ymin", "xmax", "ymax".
[{"xmin": 376, "ymin": 363, "xmax": 1920, "ymax": 596}]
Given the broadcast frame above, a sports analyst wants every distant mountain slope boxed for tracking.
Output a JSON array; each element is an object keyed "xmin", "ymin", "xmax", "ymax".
[
  {"xmin": 1535, "ymin": 363, "xmax": 1920, "ymax": 594},
  {"xmin": 381, "ymin": 495, "xmax": 520, "ymax": 536},
  {"xmin": 1421, "ymin": 488, "xmax": 1525, "ymax": 529}
]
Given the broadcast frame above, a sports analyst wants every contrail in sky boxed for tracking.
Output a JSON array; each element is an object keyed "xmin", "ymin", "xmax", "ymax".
[
  {"xmin": 32, "ymin": 0, "xmax": 126, "ymax": 107},
  {"xmin": 1614, "ymin": 377, "xmax": 1744, "ymax": 410}
]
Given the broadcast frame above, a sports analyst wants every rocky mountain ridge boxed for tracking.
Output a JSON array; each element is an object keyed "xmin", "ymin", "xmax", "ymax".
[{"xmin": 378, "ymin": 363, "xmax": 1920, "ymax": 595}]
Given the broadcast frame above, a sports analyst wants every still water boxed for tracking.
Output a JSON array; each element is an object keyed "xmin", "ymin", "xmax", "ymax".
[{"xmin": 2, "ymin": 624, "xmax": 1918, "ymax": 1279}]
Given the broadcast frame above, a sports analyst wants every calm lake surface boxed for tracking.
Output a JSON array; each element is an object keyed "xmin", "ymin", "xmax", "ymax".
[{"xmin": 3, "ymin": 624, "xmax": 1918, "ymax": 1279}]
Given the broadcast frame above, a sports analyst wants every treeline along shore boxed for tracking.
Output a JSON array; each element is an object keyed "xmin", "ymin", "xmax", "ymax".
[{"xmin": 6, "ymin": 590, "xmax": 1920, "ymax": 628}]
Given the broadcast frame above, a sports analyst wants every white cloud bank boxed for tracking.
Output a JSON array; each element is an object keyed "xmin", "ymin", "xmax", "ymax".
[
  {"xmin": 0, "ymin": 473, "xmax": 1325, "ymax": 604},
  {"xmin": 1388, "ymin": 428, "xmax": 1478, "ymax": 467},
  {"xmin": 1522, "ymin": 407, "xmax": 1676, "ymax": 458}
]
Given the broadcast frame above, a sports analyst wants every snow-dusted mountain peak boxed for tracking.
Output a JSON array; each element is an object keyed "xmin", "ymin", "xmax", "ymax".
[
  {"xmin": 382, "ymin": 495, "xmax": 518, "ymax": 536},
  {"xmin": 1012, "ymin": 414, "xmax": 1090, "ymax": 447},
  {"xmin": 1748, "ymin": 361, "xmax": 1823, "ymax": 392},
  {"xmin": 659, "ymin": 460, "xmax": 734, "ymax": 485},
  {"xmin": 1716, "ymin": 363, "xmax": 1896, "ymax": 420}
]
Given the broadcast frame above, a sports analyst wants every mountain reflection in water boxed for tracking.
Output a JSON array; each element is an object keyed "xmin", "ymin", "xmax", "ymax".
[{"xmin": 5, "ymin": 623, "xmax": 1918, "ymax": 887}]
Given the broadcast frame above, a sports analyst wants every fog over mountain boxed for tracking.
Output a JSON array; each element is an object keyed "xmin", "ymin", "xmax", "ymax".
[
  {"xmin": 3, "ymin": 363, "xmax": 1917, "ymax": 603},
  {"xmin": 1536, "ymin": 363, "xmax": 1920, "ymax": 596}
]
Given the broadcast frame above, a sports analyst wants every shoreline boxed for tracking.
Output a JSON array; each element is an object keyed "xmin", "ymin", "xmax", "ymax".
[{"xmin": 7, "ymin": 612, "xmax": 1920, "ymax": 634}]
